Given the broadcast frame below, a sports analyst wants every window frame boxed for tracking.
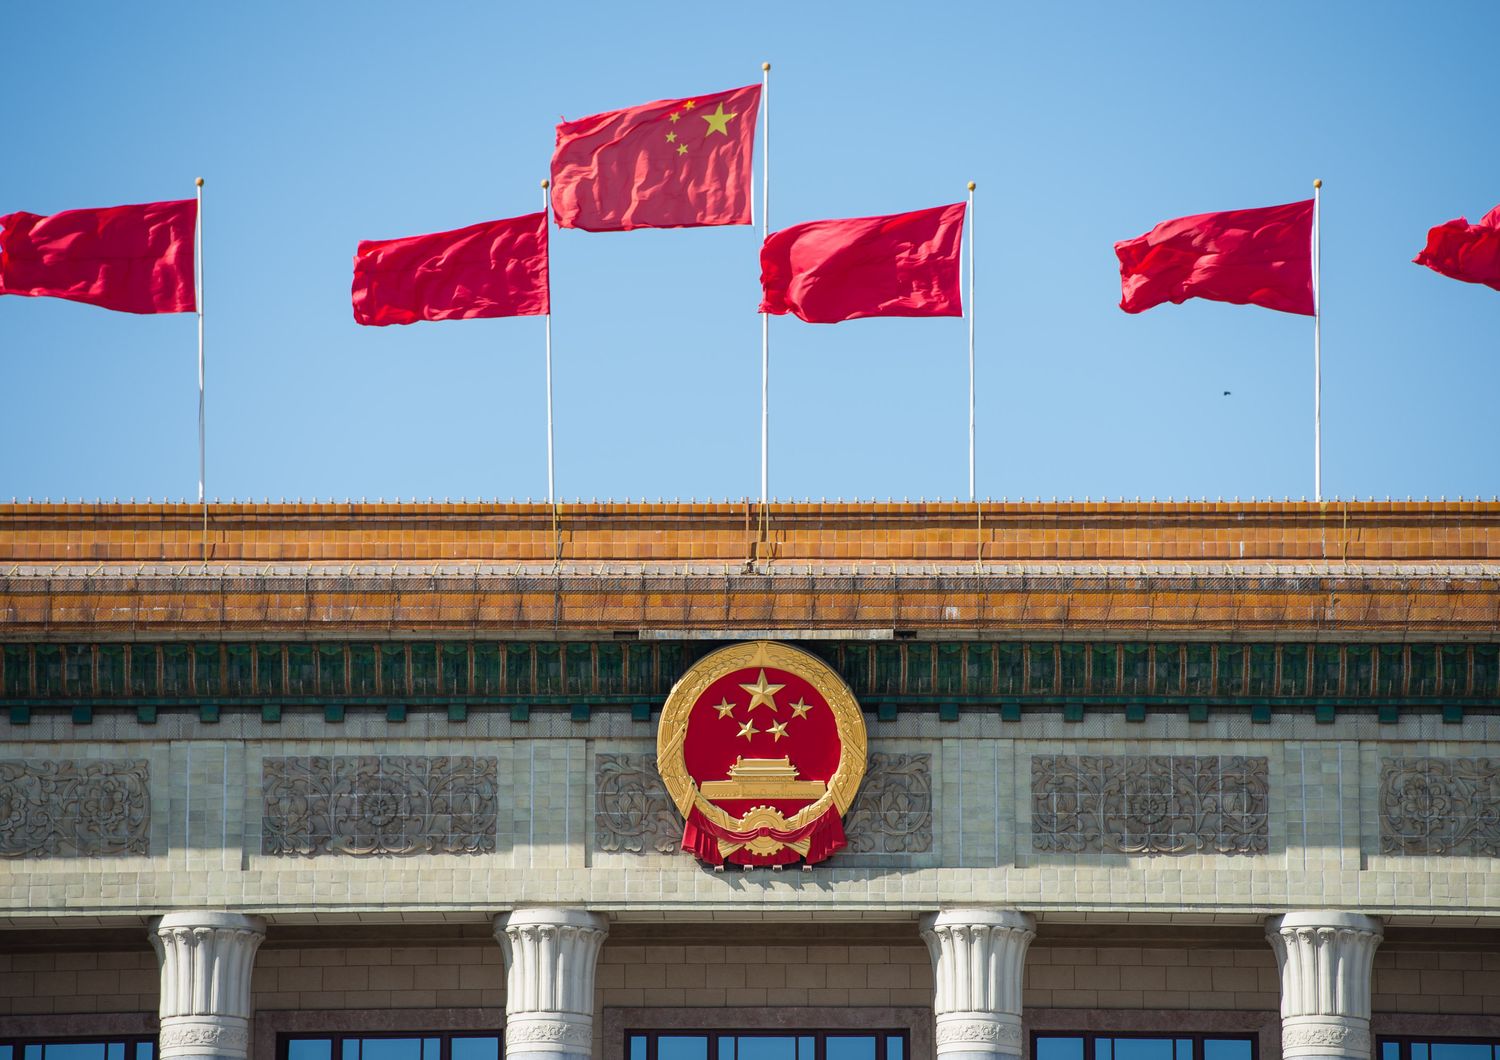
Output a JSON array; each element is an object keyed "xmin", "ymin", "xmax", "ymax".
[
  {"xmin": 1031, "ymin": 1031, "xmax": 1259, "ymax": 1060},
  {"xmin": 276, "ymin": 1032, "xmax": 504, "ymax": 1060},
  {"xmin": 625, "ymin": 1029, "xmax": 910, "ymax": 1060},
  {"xmin": 0, "ymin": 1036, "xmax": 158, "ymax": 1060},
  {"xmin": 1378, "ymin": 1036, "xmax": 1500, "ymax": 1060}
]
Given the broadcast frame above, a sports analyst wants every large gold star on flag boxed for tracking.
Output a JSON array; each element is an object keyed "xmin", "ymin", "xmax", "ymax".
[{"xmin": 701, "ymin": 102, "xmax": 738, "ymax": 136}]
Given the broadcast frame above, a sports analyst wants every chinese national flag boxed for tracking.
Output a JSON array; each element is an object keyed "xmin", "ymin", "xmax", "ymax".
[
  {"xmin": 0, "ymin": 199, "xmax": 196, "ymax": 314},
  {"xmin": 1413, "ymin": 205, "xmax": 1500, "ymax": 292},
  {"xmin": 351, "ymin": 212, "xmax": 549, "ymax": 327},
  {"xmin": 759, "ymin": 203, "xmax": 966, "ymax": 324},
  {"xmin": 1115, "ymin": 199, "xmax": 1315, "ymax": 315},
  {"xmin": 551, "ymin": 84, "xmax": 761, "ymax": 231}
]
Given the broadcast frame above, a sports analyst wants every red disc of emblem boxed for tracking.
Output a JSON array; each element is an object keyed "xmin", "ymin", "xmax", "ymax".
[{"xmin": 657, "ymin": 641, "xmax": 867, "ymax": 867}]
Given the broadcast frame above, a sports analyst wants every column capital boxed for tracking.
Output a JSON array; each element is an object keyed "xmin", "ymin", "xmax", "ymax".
[
  {"xmin": 149, "ymin": 911, "xmax": 266, "ymax": 1060},
  {"xmin": 919, "ymin": 908, "xmax": 1035, "ymax": 1060},
  {"xmin": 494, "ymin": 908, "xmax": 610, "ymax": 1060},
  {"xmin": 1266, "ymin": 911, "xmax": 1384, "ymax": 1060}
]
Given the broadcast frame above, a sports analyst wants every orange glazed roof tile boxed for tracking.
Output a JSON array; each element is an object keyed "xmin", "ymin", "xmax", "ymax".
[{"xmin": 0, "ymin": 501, "xmax": 1497, "ymax": 637}]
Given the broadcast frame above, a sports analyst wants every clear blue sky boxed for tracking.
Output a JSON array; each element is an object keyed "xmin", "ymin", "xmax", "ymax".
[{"xmin": 3, "ymin": 2, "xmax": 1498, "ymax": 505}]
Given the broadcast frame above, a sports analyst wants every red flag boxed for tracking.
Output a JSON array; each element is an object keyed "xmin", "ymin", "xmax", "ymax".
[
  {"xmin": 351, "ymin": 212, "xmax": 549, "ymax": 327},
  {"xmin": 551, "ymin": 84, "xmax": 761, "ymax": 232},
  {"xmin": 0, "ymin": 200, "xmax": 196, "ymax": 314},
  {"xmin": 759, "ymin": 203, "xmax": 967, "ymax": 324},
  {"xmin": 1115, "ymin": 199, "xmax": 1314, "ymax": 315},
  {"xmin": 1413, "ymin": 205, "xmax": 1500, "ymax": 292}
]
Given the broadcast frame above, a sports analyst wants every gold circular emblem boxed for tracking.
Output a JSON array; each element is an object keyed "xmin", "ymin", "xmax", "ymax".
[{"xmin": 656, "ymin": 640, "xmax": 867, "ymax": 864}]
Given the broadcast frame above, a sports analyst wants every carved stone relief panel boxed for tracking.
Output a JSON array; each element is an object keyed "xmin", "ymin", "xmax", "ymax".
[
  {"xmin": 262, "ymin": 755, "xmax": 497, "ymax": 856},
  {"xmin": 844, "ymin": 752, "xmax": 933, "ymax": 854},
  {"xmin": 1031, "ymin": 754, "xmax": 1269, "ymax": 856},
  {"xmin": 593, "ymin": 751, "xmax": 932, "ymax": 856},
  {"xmin": 0, "ymin": 758, "xmax": 150, "ymax": 858},
  {"xmin": 594, "ymin": 753, "xmax": 682, "ymax": 855},
  {"xmin": 1380, "ymin": 756, "xmax": 1500, "ymax": 856}
]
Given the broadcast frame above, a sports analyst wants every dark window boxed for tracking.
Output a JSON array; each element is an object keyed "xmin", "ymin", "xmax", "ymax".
[
  {"xmin": 1028, "ymin": 643, "xmax": 1056, "ymax": 694},
  {"xmin": 627, "ymin": 1032, "xmax": 906, "ymax": 1060},
  {"xmin": 443, "ymin": 643, "xmax": 472, "ymax": 695},
  {"xmin": 964, "ymin": 642, "xmax": 992, "ymax": 694},
  {"xmin": 1278, "ymin": 645, "xmax": 1308, "ymax": 696},
  {"xmin": 280, "ymin": 1035, "xmax": 500, "ymax": 1060},
  {"xmin": 410, "ymin": 643, "xmax": 438, "ymax": 696},
  {"xmin": 162, "ymin": 644, "xmax": 192, "ymax": 696},
  {"xmin": 1185, "ymin": 644, "xmax": 1213, "ymax": 695},
  {"xmin": 1153, "ymin": 644, "xmax": 1182, "ymax": 695},
  {"xmin": 873, "ymin": 643, "xmax": 902, "ymax": 694},
  {"xmin": 1217, "ymin": 645, "xmax": 1245, "ymax": 696},
  {"xmin": 194, "ymin": 644, "xmax": 221, "ymax": 696},
  {"xmin": 1034, "ymin": 1034, "xmax": 1255, "ymax": 1060},
  {"xmin": 1059, "ymin": 643, "xmax": 1087, "ymax": 696},
  {"xmin": 320, "ymin": 644, "xmax": 348, "ymax": 696},
  {"xmin": 1089, "ymin": 644, "xmax": 1117, "ymax": 694}
]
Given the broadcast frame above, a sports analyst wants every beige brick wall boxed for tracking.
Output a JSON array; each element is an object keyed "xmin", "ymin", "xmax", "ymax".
[
  {"xmin": 1023, "ymin": 946, "xmax": 1278, "ymax": 1012},
  {"xmin": 7, "ymin": 939, "xmax": 1500, "ymax": 1022},
  {"xmin": 252, "ymin": 944, "xmax": 506, "ymax": 1010},
  {"xmin": 595, "ymin": 942, "xmax": 934, "ymax": 1012},
  {"xmin": 0, "ymin": 950, "xmax": 157, "ymax": 1015},
  {"xmin": 1372, "ymin": 950, "xmax": 1500, "ymax": 1015}
]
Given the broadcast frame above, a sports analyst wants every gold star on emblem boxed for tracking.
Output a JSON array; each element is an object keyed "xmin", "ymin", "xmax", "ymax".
[
  {"xmin": 701, "ymin": 102, "xmax": 738, "ymax": 136},
  {"xmin": 682, "ymin": 99, "xmax": 696, "ymax": 110},
  {"xmin": 736, "ymin": 719, "xmax": 760, "ymax": 741},
  {"xmin": 767, "ymin": 721, "xmax": 789, "ymax": 742},
  {"xmin": 788, "ymin": 698, "xmax": 813, "ymax": 720},
  {"xmin": 712, "ymin": 698, "xmax": 736, "ymax": 719},
  {"xmin": 666, "ymin": 131, "xmax": 677, "ymax": 143},
  {"xmin": 668, "ymin": 111, "xmax": 681, "ymax": 123},
  {"xmin": 676, "ymin": 143, "xmax": 688, "ymax": 156},
  {"xmin": 739, "ymin": 670, "xmax": 785, "ymax": 713}
]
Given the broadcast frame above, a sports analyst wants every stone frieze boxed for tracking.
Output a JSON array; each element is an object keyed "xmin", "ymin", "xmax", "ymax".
[
  {"xmin": 261, "ymin": 755, "xmax": 496, "ymax": 856},
  {"xmin": 0, "ymin": 758, "xmax": 149, "ymax": 858},
  {"xmin": 1031, "ymin": 753, "xmax": 1268, "ymax": 856},
  {"xmin": 1380, "ymin": 756, "xmax": 1500, "ymax": 856}
]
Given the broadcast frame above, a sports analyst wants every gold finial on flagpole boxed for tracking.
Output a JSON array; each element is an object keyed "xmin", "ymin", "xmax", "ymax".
[
  {"xmin": 762, "ymin": 61, "xmax": 771, "ymax": 71},
  {"xmin": 967, "ymin": 181, "xmax": 976, "ymax": 192},
  {"xmin": 195, "ymin": 177, "xmax": 204, "ymax": 187},
  {"xmin": 1313, "ymin": 179, "xmax": 1322, "ymax": 188},
  {"xmin": 541, "ymin": 179, "xmax": 550, "ymax": 189}
]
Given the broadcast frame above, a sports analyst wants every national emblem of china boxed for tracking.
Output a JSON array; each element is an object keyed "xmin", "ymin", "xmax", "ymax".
[{"xmin": 656, "ymin": 641, "xmax": 867, "ymax": 867}]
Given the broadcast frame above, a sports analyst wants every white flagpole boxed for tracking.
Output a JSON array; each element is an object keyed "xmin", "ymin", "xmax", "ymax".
[
  {"xmin": 543, "ymin": 178, "xmax": 555, "ymax": 505},
  {"xmin": 760, "ymin": 61, "xmax": 770, "ymax": 506},
  {"xmin": 967, "ymin": 181, "xmax": 976, "ymax": 503},
  {"xmin": 1313, "ymin": 178, "xmax": 1322, "ymax": 502},
  {"xmin": 195, "ymin": 177, "xmax": 207, "ymax": 564}
]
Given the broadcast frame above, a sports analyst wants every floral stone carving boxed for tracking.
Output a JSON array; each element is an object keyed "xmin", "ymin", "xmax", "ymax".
[
  {"xmin": 262, "ymin": 755, "xmax": 497, "ymax": 856},
  {"xmin": 0, "ymin": 758, "xmax": 149, "ymax": 858},
  {"xmin": 594, "ymin": 753, "xmax": 682, "ymax": 854},
  {"xmin": 844, "ymin": 752, "xmax": 933, "ymax": 854},
  {"xmin": 1380, "ymin": 757, "xmax": 1500, "ymax": 856},
  {"xmin": 1032, "ymin": 754, "xmax": 1268, "ymax": 856}
]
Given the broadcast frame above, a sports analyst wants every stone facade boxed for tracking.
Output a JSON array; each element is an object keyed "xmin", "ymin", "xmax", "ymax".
[{"xmin": 2, "ymin": 501, "xmax": 1499, "ymax": 1060}]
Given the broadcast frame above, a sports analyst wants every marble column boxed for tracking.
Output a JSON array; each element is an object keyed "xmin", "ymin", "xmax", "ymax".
[
  {"xmin": 1266, "ymin": 912, "xmax": 1384, "ymax": 1060},
  {"xmin": 920, "ymin": 908, "xmax": 1036, "ymax": 1060},
  {"xmin": 495, "ymin": 907, "xmax": 610, "ymax": 1060},
  {"xmin": 149, "ymin": 911, "xmax": 267, "ymax": 1060}
]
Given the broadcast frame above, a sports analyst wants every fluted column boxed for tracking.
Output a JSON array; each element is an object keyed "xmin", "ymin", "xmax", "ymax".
[
  {"xmin": 920, "ymin": 908, "xmax": 1036, "ymax": 1060},
  {"xmin": 149, "ymin": 912, "xmax": 266, "ymax": 1060},
  {"xmin": 495, "ymin": 908, "xmax": 610, "ymax": 1060},
  {"xmin": 1266, "ymin": 912, "xmax": 1384, "ymax": 1060}
]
